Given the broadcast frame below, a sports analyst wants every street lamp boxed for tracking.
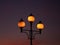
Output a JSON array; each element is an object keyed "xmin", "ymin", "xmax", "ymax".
[
  {"xmin": 18, "ymin": 13, "xmax": 44, "ymax": 45},
  {"xmin": 37, "ymin": 21, "xmax": 44, "ymax": 34},
  {"xmin": 28, "ymin": 14, "xmax": 35, "ymax": 23}
]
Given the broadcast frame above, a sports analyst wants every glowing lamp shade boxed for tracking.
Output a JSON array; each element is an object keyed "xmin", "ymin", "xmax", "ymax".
[
  {"xmin": 37, "ymin": 23, "xmax": 44, "ymax": 30},
  {"xmin": 28, "ymin": 15, "xmax": 35, "ymax": 22},
  {"xmin": 18, "ymin": 21, "xmax": 25, "ymax": 28}
]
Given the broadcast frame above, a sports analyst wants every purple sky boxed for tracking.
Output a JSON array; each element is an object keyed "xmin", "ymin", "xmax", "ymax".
[{"xmin": 0, "ymin": 0, "xmax": 60, "ymax": 45}]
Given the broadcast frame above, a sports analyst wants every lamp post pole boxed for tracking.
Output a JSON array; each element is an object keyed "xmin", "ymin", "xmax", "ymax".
[
  {"xmin": 30, "ymin": 22, "xmax": 33, "ymax": 45},
  {"xmin": 17, "ymin": 13, "xmax": 44, "ymax": 45}
]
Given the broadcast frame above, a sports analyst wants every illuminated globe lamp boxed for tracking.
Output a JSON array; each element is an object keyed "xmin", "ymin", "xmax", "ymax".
[
  {"xmin": 37, "ymin": 21, "xmax": 44, "ymax": 34},
  {"xmin": 18, "ymin": 19, "xmax": 25, "ymax": 32},
  {"xmin": 28, "ymin": 14, "xmax": 35, "ymax": 23}
]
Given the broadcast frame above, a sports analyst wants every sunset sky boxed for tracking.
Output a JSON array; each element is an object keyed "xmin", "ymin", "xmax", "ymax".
[{"xmin": 0, "ymin": 0, "xmax": 60, "ymax": 45}]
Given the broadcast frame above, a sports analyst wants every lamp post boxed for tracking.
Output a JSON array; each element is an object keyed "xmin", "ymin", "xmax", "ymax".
[{"xmin": 18, "ymin": 14, "xmax": 44, "ymax": 45}]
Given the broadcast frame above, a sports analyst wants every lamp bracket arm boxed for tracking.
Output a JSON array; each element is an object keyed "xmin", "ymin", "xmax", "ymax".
[
  {"xmin": 32, "ymin": 31, "xmax": 40, "ymax": 39},
  {"xmin": 21, "ymin": 30, "xmax": 30, "ymax": 39}
]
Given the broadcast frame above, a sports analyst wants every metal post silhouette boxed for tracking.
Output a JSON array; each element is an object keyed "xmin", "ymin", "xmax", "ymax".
[{"xmin": 17, "ymin": 14, "xmax": 44, "ymax": 45}]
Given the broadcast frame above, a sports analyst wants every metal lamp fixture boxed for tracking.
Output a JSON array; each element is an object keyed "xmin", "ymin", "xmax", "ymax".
[{"xmin": 17, "ymin": 13, "xmax": 44, "ymax": 45}]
